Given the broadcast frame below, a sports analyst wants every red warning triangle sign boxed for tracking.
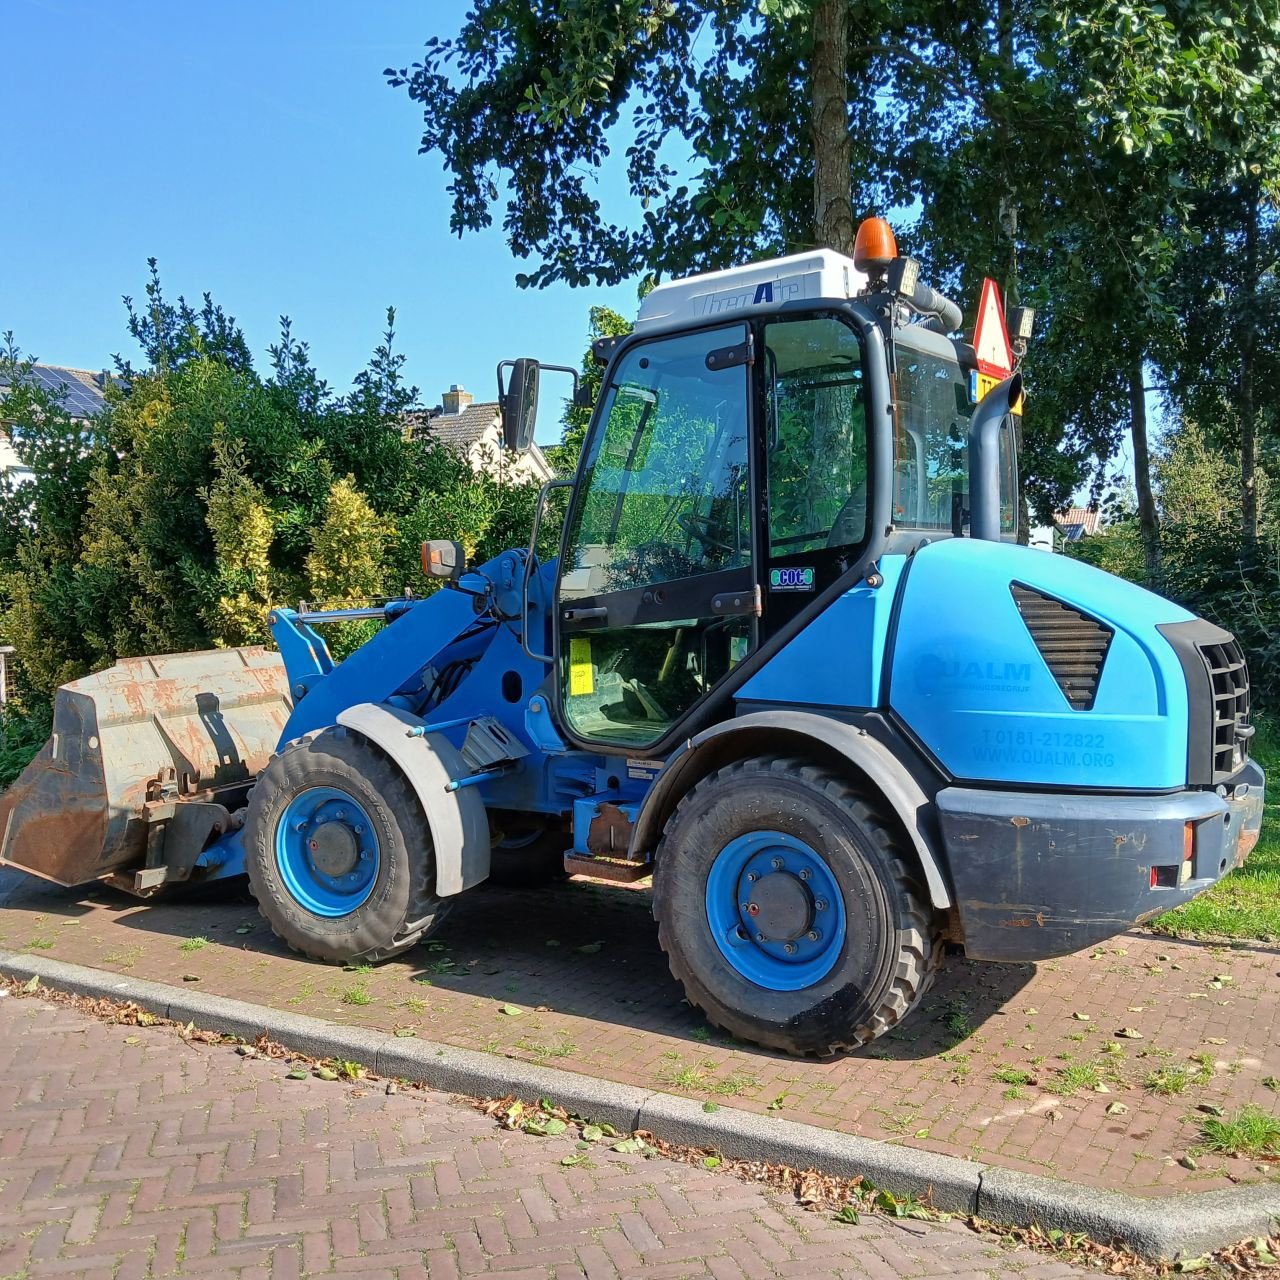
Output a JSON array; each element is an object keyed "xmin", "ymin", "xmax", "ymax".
[{"xmin": 973, "ymin": 278, "xmax": 1014, "ymax": 376}]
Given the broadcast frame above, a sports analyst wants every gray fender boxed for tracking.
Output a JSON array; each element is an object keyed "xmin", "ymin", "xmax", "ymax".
[
  {"xmin": 336, "ymin": 703, "xmax": 490, "ymax": 897},
  {"xmin": 628, "ymin": 710, "xmax": 952, "ymax": 910}
]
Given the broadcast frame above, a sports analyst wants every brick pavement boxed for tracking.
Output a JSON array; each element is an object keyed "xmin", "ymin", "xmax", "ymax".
[
  {"xmin": 0, "ymin": 993, "xmax": 1096, "ymax": 1280},
  {"xmin": 1, "ymin": 868, "xmax": 1278, "ymax": 1199}
]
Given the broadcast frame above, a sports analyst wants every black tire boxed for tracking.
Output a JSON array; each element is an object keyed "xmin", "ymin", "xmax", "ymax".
[
  {"xmin": 486, "ymin": 813, "xmax": 568, "ymax": 888},
  {"xmin": 243, "ymin": 727, "xmax": 449, "ymax": 963},
  {"xmin": 653, "ymin": 755, "xmax": 941, "ymax": 1056}
]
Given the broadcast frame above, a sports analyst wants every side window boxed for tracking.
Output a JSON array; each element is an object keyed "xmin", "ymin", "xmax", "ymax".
[
  {"xmin": 892, "ymin": 346, "xmax": 971, "ymax": 532},
  {"xmin": 763, "ymin": 316, "xmax": 867, "ymax": 556}
]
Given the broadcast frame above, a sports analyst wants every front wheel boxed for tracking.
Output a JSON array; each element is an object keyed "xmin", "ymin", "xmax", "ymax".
[
  {"xmin": 653, "ymin": 755, "xmax": 941, "ymax": 1055},
  {"xmin": 243, "ymin": 727, "xmax": 449, "ymax": 963}
]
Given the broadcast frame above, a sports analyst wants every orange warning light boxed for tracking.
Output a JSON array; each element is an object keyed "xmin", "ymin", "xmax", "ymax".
[{"xmin": 853, "ymin": 217, "xmax": 898, "ymax": 272}]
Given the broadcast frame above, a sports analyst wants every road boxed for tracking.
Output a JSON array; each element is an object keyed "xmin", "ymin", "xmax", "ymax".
[{"xmin": 0, "ymin": 990, "xmax": 1090, "ymax": 1280}]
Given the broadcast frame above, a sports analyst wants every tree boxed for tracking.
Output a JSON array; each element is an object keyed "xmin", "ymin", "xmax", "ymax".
[
  {"xmin": 392, "ymin": 0, "xmax": 1280, "ymax": 544},
  {"xmin": 0, "ymin": 267, "xmax": 553, "ymax": 699}
]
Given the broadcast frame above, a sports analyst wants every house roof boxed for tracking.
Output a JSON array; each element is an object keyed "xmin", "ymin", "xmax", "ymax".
[
  {"xmin": 404, "ymin": 402, "xmax": 500, "ymax": 448},
  {"xmin": 0, "ymin": 363, "xmax": 109, "ymax": 420},
  {"xmin": 1055, "ymin": 507, "xmax": 1102, "ymax": 540}
]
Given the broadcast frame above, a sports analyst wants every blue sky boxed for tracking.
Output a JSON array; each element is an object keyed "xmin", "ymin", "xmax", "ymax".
[{"xmin": 2, "ymin": 0, "xmax": 642, "ymax": 441}]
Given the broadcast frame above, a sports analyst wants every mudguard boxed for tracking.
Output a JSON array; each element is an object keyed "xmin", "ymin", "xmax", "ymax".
[
  {"xmin": 335, "ymin": 703, "xmax": 490, "ymax": 896},
  {"xmin": 629, "ymin": 709, "xmax": 952, "ymax": 910}
]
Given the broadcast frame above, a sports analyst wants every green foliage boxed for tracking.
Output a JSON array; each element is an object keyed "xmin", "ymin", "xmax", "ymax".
[
  {"xmin": 0, "ymin": 267, "xmax": 552, "ymax": 704},
  {"xmin": 0, "ymin": 699, "xmax": 52, "ymax": 790}
]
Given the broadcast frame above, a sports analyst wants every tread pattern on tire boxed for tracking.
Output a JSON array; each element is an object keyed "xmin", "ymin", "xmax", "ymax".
[
  {"xmin": 655, "ymin": 753, "xmax": 942, "ymax": 1057},
  {"xmin": 244, "ymin": 727, "xmax": 449, "ymax": 964}
]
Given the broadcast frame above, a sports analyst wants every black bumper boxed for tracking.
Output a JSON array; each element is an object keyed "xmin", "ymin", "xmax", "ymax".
[{"xmin": 938, "ymin": 760, "xmax": 1266, "ymax": 961}]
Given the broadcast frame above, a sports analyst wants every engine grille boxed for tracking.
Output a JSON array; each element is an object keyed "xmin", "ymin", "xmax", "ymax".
[
  {"xmin": 1011, "ymin": 584, "xmax": 1114, "ymax": 711},
  {"xmin": 1198, "ymin": 635, "xmax": 1250, "ymax": 781}
]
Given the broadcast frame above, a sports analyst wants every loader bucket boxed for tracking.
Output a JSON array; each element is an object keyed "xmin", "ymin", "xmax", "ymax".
[{"xmin": 0, "ymin": 647, "xmax": 291, "ymax": 887}]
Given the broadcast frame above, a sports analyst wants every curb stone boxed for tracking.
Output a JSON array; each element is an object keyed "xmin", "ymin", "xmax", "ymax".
[{"xmin": 3, "ymin": 948, "xmax": 1277, "ymax": 1261}]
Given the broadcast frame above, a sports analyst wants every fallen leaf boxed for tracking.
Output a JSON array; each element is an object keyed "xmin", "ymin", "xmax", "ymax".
[
  {"xmin": 581, "ymin": 1125, "xmax": 604, "ymax": 1142},
  {"xmin": 21, "ymin": 975, "xmax": 39, "ymax": 993},
  {"xmin": 182, "ymin": 974, "xmax": 200, "ymax": 983},
  {"xmin": 1073, "ymin": 1012, "xmax": 1091, "ymax": 1021},
  {"xmin": 1196, "ymin": 1104, "xmax": 1224, "ymax": 1117},
  {"xmin": 914, "ymin": 1127, "xmax": 929, "ymax": 1138},
  {"xmin": 1116, "ymin": 1027, "xmax": 1144, "ymax": 1039},
  {"xmin": 234, "ymin": 924, "xmax": 254, "ymax": 935},
  {"xmin": 236, "ymin": 1045, "xmax": 257, "ymax": 1057},
  {"xmin": 394, "ymin": 1028, "xmax": 417, "ymax": 1038},
  {"xmin": 1094, "ymin": 1083, "xmax": 1111, "ymax": 1093},
  {"xmin": 576, "ymin": 942, "xmax": 603, "ymax": 955},
  {"xmin": 561, "ymin": 1154, "xmax": 584, "ymax": 1166},
  {"xmin": 1204, "ymin": 1037, "xmax": 1227, "ymax": 1045},
  {"xmin": 611, "ymin": 1137, "xmax": 644, "ymax": 1154},
  {"xmin": 499, "ymin": 1004, "xmax": 523, "ymax": 1017},
  {"xmin": 1175, "ymin": 1257, "xmax": 1209, "ymax": 1273},
  {"xmin": 124, "ymin": 1035, "xmax": 141, "ymax": 1045},
  {"xmin": 1047, "ymin": 1109, "xmax": 1063, "ymax": 1123},
  {"xmin": 703, "ymin": 1156, "xmax": 721, "ymax": 1169},
  {"xmin": 1178, "ymin": 1155, "xmax": 1198, "ymax": 1171},
  {"xmin": 314, "ymin": 1067, "xmax": 339, "ymax": 1081},
  {"xmin": 286, "ymin": 1069, "xmax": 309, "ymax": 1080},
  {"xmin": 1213, "ymin": 974, "xmax": 1233, "ymax": 983},
  {"xmin": 545, "ymin": 1118, "xmax": 568, "ymax": 1136},
  {"xmin": 545, "ymin": 939, "xmax": 561, "ymax": 948},
  {"xmin": 1105, "ymin": 1102, "xmax": 1129, "ymax": 1116},
  {"xmin": 1127, "ymin": 1006, "xmax": 1145, "ymax": 1013}
]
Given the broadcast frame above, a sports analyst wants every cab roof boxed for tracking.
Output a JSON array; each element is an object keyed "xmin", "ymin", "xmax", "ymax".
[{"xmin": 634, "ymin": 249, "xmax": 870, "ymax": 336}]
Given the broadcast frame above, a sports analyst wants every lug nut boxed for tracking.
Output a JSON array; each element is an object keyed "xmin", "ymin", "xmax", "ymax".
[
  {"xmin": 746, "ymin": 872, "xmax": 758, "ymax": 882},
  {"xmin": 756, "ymin": 933, "xmax": 766, "ymax": 942},
  {"xmin": 815, "ymin": 899, "xmax": 828, "ymax": 911},
  {"xmin": 360, "ymin": 850, "xmax": 371, "ymax": 861},
  {"xmin": 335, "ymin": 809, "xmax": 346, "ymax": 820},
  {"xmin": 807, "ymin": 930, "xmax": 820, "ymax": 942},
  {"xmin": 354, "ymin": 825, "xmax": 364, "ymax": 835},
  {"xmin": 784, "ymin": 942, "xmax": 797, "ymax": 955},
  {"xmin": 799, "ymin": 868, "xmax": 811, "ymax": 881},
  {"xmin": 771, "ymin": 857, "xmax": 783, "ymax": 870}
]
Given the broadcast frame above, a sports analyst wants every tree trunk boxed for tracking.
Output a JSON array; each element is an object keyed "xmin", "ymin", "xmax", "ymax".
[
  {"xmin": 810, "ymin": 0, "xmax": 854, "ymax": 255},
  {"xmin": 1129, "ymin": 360, "xmax": 1161, "ymax": 584},
  {"xmin": 1239, "ymin": 187, "xmax": 1260, "ymax": 553}
]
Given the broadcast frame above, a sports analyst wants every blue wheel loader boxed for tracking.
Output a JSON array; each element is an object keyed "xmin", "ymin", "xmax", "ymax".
[{"xmin": 0, "ymin": 220, "xmax": 1265, "ymax": 1055}]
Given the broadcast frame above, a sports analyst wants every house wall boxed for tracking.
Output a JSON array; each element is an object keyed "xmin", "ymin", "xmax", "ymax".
[{"xmin": 466, "ymin": 424, "xmax": 554, "ymax": 485}]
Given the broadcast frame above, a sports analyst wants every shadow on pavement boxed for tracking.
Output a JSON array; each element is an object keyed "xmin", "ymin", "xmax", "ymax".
[{"xmin": 0, "ymin": 864, "xmax": 1040, "ymax": 1062}]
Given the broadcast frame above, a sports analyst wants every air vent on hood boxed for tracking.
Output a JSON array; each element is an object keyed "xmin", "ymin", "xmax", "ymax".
[{"xmin": 1011, "ymin": 584, "xmax": 1114, "ymax": 711}]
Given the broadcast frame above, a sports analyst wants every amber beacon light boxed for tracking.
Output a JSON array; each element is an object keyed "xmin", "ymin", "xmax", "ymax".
[{"xmin": 852, "ymin": 217, "xmax": 898, "ymax": 272}]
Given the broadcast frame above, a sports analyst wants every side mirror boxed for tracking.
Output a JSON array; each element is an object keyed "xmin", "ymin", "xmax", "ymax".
[
  {"xmin": 421, "ymin": 539, "xmax": 466, "ymax": 583},
  {"xmin": 498, "ymin": 358, "xmax": 540, "ymax": 452}
]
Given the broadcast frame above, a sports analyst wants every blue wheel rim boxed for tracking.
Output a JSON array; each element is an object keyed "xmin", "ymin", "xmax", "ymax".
[
  {"xmin": 705, "ymin": 831, "xmax": 846, "ymax": 991},
  {"xmin": 274, "ymin": 786, "xmax": 380, "ymax": 918}
]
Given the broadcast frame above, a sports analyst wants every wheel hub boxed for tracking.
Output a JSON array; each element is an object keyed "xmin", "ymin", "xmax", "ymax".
[
  {"xmin": 309, "ymin": 822, "xmax": 359, "ymax": 878},
  {"xmin": 705, "ymin": 830, "xmax": 847, "ymax": 992},
  {"xmin": 746, "ymin": 872, "xmax": 813, "ymax": 941}
]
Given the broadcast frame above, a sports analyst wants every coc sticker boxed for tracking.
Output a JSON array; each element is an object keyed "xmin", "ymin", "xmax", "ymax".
[{"xmin": 769, "ymin": 566, "xmax": 815, "ymax": 592}]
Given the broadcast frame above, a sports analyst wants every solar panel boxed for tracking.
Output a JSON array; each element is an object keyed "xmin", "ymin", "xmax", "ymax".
[{"xmin": 23, "ymin": 366, "xmax": 106, "ymax": 419}]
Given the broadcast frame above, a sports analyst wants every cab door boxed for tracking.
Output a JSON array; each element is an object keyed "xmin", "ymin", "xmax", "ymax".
[{"xmin": 555, "ymin": 324, "xmax": 755, "ymax": 751}]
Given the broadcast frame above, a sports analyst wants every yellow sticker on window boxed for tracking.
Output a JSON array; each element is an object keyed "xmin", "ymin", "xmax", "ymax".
[{"xmin": 568, "ymin": 636, "xmax": 595, "ymax": 697}]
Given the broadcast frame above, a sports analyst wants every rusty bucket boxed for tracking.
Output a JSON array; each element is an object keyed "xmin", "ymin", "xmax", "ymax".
[{"xmin": 0, "ymin": 647, "xmax": 290, "ymax": 887}]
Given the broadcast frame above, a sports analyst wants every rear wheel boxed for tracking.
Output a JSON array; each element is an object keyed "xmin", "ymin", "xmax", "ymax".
[
  {"xmin": 243, "ymin": 727, "xmax": 449, "ymax": 963},
  {"xmin": 653, "ymin": 755, "xmax": 941, "ymax": 1055}
]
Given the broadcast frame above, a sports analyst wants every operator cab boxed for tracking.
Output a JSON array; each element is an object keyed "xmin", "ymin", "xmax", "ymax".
[{"xmin": 510, "ymin": 231, "xmax": 1022, "ymax": 754}]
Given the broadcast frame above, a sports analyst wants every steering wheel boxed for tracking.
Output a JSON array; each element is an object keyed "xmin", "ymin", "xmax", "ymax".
[{"xmin": 677, "ymin": 511, "xmax": 735, "ymax": 553}]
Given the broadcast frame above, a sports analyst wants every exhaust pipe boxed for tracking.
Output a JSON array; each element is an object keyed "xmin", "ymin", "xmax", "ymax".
[{"xmin": 968, "ymin": 371, "xmax": 1023, "ymax": 543}]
